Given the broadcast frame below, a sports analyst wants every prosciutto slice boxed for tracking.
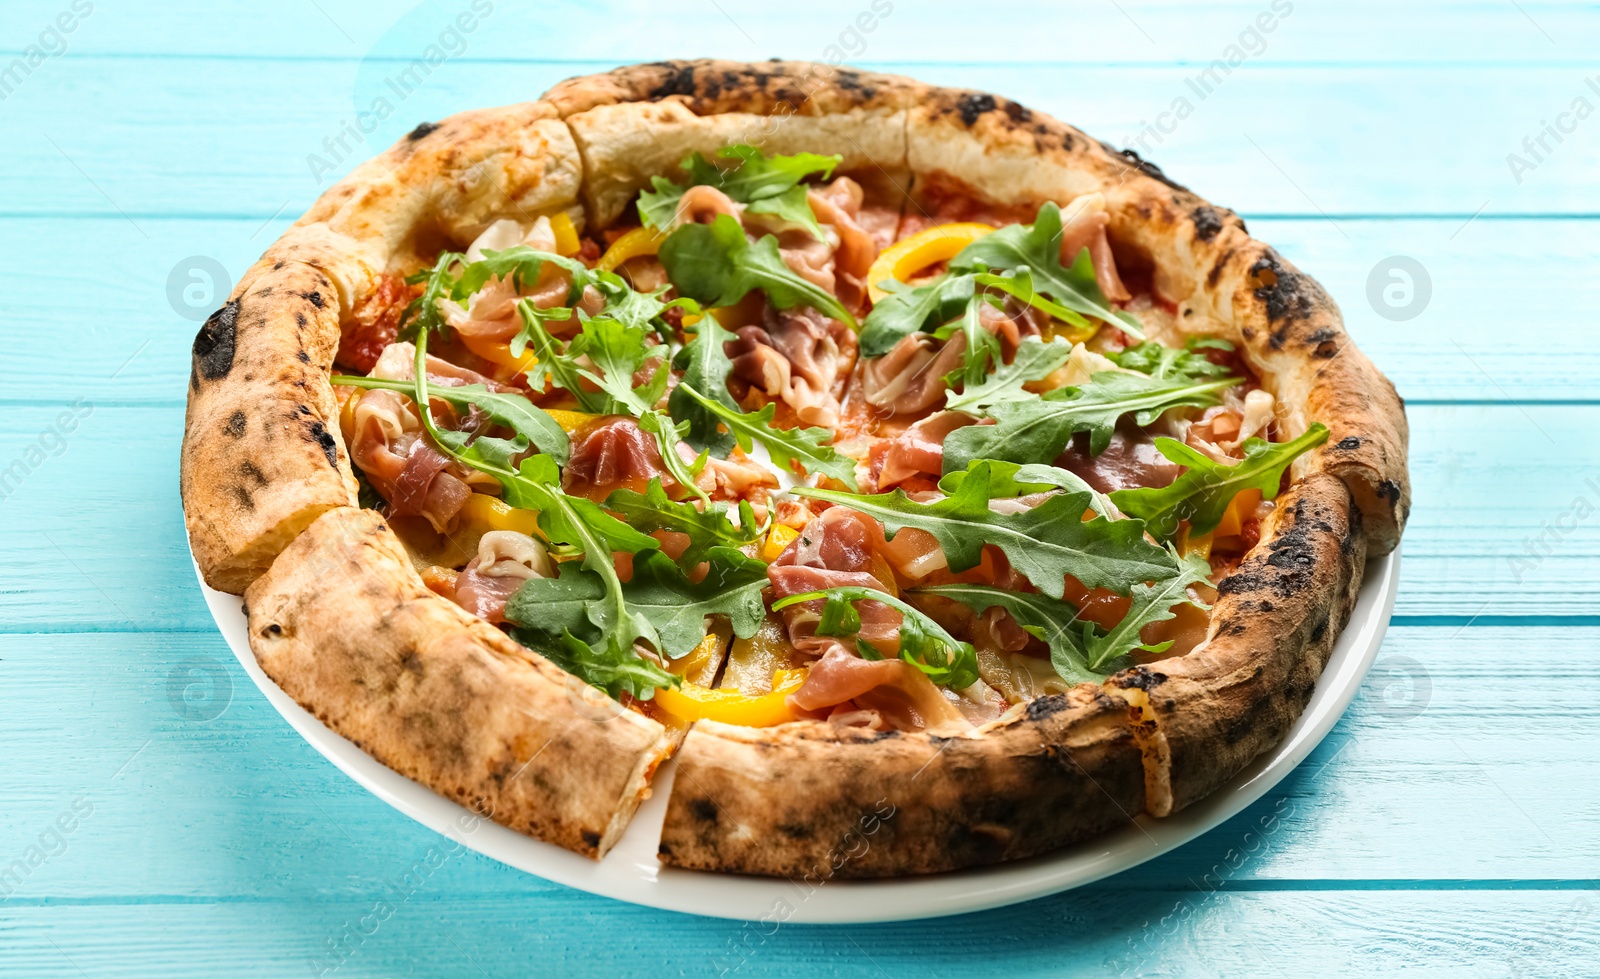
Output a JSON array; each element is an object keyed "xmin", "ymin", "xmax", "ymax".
[
  {"xmin": 452, "ymin": 530, "xmax": 551, "ymax": 624},
  {"xmin": 1057, "ymin": 192, "xmax": 1130, "ymax": 303},
  {"xmin": 876, "ymin": 411, "xmax": 977, "ymax": 489},
  {"xmin": 728, "ymin": 306, "xmax": 856, "ymax": 427},
  {"xmin": 563, "ymin": 415, "xmax": 679, "ymax": 501},
  {"xmin": 789, "ymin": 645, "xmax": 968, "ymax": 732}
]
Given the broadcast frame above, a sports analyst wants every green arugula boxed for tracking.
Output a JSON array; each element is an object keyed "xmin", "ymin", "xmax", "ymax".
[
  {"xmin": 951, "ymin": 202, "xmax": 1145, "ymax": 341},
  {"xmin": 329, "ymin": 374, "xmax": 570, "ymax": 468},
  {"xmin": 403, "ymin": 333, "xmax": 674, "ymax": 698},
  {"xmin": 1111, "ymin": 337, "xmax": 1234, "ymax": 382},
  {"xmin": 797, "ymin": 460, "xmax": 1178, "ymax": 599},
  {"xmin": 942, "ymin": 336, "xmax": 1075, "ymax": 415},
  {"xmin": 933, "ymin": 292, "xmax": 1005, "ymax": 389},
  {"xmin": 638, "ymin": 144, "xmax": 841, "ymax": 238},
  {"xmin": 858, "ymin": 274, "xmax": 975, "ymax": 358},
  {"xmin": 914, "ymin": 583, "xmax": 1099, "ymax": 685},
  {"xmin": 1110, "ymin": 423, "xmax": 1330, "ymax": 540},
  {"xmin": 674, "ymin": 383, "xmax": 859, "ymax": 490},
  {"xmin": 669, "ymin": 317, "xmax": 741, "ymax": 456},
  {"xmin": 658, "ymin": 214, "xmax": 857, "ymax": 329},
  {"xmin": 452, "ymin": 246, "xmax": 593, "ymax": 303},
  {"xmin": 1080, "ymin": 550, "xmax": 1213, "ymax": 668},
  {"xmin": 507, "ymin": 546, "xmax": 769, "ymax": 666},
  {"xmin": 936, "ymin": 459, "xmax": 1114, "ymax": 520},
  {"xmin": 602, "ymin": 478, "xmax": 761, "ymax": 567},
  {"xmin": 942, "ymin": 370, "xmax": 1238, "ymax": 471},
  {"xmin": 772, "ymin": 586, "xmax": 980, "ymax": 690},
  {"xmin": 397, "ymin": 250, "xmax": 464, "ymax": 341}
]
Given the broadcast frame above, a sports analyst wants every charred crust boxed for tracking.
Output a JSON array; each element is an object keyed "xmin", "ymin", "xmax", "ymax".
[
  {"xmin": 1377, "ymin": 480, "xmax": 1402, "ymax": 505},
  {"xmin": 231, "ymin": 485, "xmax": 255, "ymax": 511},
  {"xmin": 1103, "ymin": 143, "xmax": 1191, "ymax": 193},
  {"xmin": 302, "ymin": 290, "xmax": 326, "ymax": 309},
  {"xmin": 224, "ymin": 410, "xmax": 247, "ymax": 438},
  {"xmin": 1025, "ymin": 694, "xmax": 1070, "ymax": 721},
  {"xmin": 777, "ymin": 822, "xmax": 812, "ymax": 840},
  {"xmin": 580, "ymin": 829, "xmax": 602, "ymax": 850},
  {"xmin": 1191, "ymin": 206, "xmax": 1224, "ymax": 242},
  {"xmin": 307, "ymin": 421, "xmax": 339, "ymax": 468},
  {"xmin": 959, "ymin": 93, "xmax": 997, "ymax": 126},
  {"xmin": 297, "ymin": 350, "xmax": 311, "ymax": 364},
  {"xmin": 192, "ymin": 300, "xmax": 240, "ymax": 383},
  {"xmin": 1113, "ymin": 666, "xmax": 1167, "ymax": 691},
  {"xmin": 407, "ymin": 121, "xmax": 439, "ymax": 141},
  {"xmin": 1003, "ymin": 99, "xmax": 1033, "ymax": 123},
  {"xmin": 689, "ymin": 798, "xmax": 718, "ymax": 823},
  {"xmin": 1310, "ymin": 616, "xmax": 1329, "ymax": 643},
  {"xmin": 1207, "ymin": 247, "xmax": 1236, "ymax": 289},
  {"xmin": 649, "ymin": 63, "xmax": 699, "ymax": 101},
  {"xmin": 1336, "ymin": 436, "xmax": 1363, "ymax": 451},
  {"xmin": 238, "ymin": 461, "xmax": 268, "ymax": 487},
  {"xmin": 1249, "ymin": 251, "xmax": 1320, "ymax": 334}
]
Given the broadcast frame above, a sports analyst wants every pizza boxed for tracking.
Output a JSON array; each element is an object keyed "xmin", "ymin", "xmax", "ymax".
[{"xmin": 181, "ymin": 60, "xmax": 1409, "ymax": 878}]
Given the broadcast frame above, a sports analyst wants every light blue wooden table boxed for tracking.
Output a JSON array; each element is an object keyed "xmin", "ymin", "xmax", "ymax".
[{"xmin": 3, "ymin": 1, "xmax": 1596, "ymax": 974}]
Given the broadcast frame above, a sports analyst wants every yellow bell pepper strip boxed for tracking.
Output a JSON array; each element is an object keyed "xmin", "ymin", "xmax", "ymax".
[
  {"xmin": 670, "ymin": 633, "xmax": 721, "ymax": 681},
  {"xmin": 545, "ymin": 211, "xmax": 581, "ymax": 257},
  {"xmin": 761, "ymin": 523, "xmax": 800, "ymax": 562},
  {"xmin": 865, "ymin": 222, "xmax": 995, "ymax": 305},
  {"xmin": 542, "ymin": 408, "xmax": 600, "ymax": 434},
  {"xmin": 596, "ymin": 226, "xmax": 667, "ymax": 273},
  {"xmin": 458, "ymin": 332, "xmax": 540, "ymax": 376},
  {"xmin": 651, "ymin": 668, "xmax": 807, "ymax": 727},
  {"xmin": 1213, "ymin": 488, "xmax": 1263, "ymax": 539},
  {"xmin": 457, "ymin": 493, "xmax": 541, "ymax": 537},
  {"xmin": 1179, "ymin": 529, "xmax": 1213, "ymax": 562}
]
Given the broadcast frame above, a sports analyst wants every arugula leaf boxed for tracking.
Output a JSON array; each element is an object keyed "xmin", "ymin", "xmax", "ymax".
[
  {"xmin": 638, "ymin": 145, "xmax": 840, "ymax": 237},
  {"xmin": 1110, "ymin": 423, "xmax": 1331, "ymax": 540},
  {"xmin": 943, "ymin": 371, "xmax": 1238, "ymax": 471},
  {"xmin": 331, "ymin": 374, "xmax": 570, "ymax": 467},
  {"xmin": 674, "ymin": 383, "xmax": 859, "ymax": 490},
  {"xmin": 1112, "ymin": 337, "xmax": 1234, "ymax": 382},
  {"xmin": 507, "ymin": 546, "xmax": 769, "ymax": 663},
  {"xmin": 452, "ymin": 246, "xmax": 592, "ymax": 303},
  {"xmin": 797, "ymin": 460, "xmax": 1178, "ymax": 598},
  {"xmin": 772, "ymin": 586, "xmax": 980, "ymax": 690},
  {"xmin": 397, "ymin": 250, "xmax": 463, "ymax": 341},
  {"xmin": 933, "ymin": 292, "xmax": 1005, "ymax": 389},
  {"xmin": 513, "ymin": 624, "xmax": 680, "ymax": 702},
  {"xmin": 936, "ymin": 459, "xmax": 1114, "ymax": 520},
  {"xmin": 1080, "ymin": 550, "xmax": 1213, "ymax": 669},
  {"xmin": 914, "ymin": 583, "xmax": 1099, "ymax": 685},
  {"xmin": 952, "ymin": 202, "xmax": 1145, "ymax": 341},
  {"xmin": 943, "ymin": 336, "xmax": 1075, "ymax": 414},
  {"xmin": 972, "ymin": 269, "xmax": 1095, "ymax": 332},
  {"xmin": 404, "ymin": 334, "xmax": 669, "ymax": 698},
  {"xmin": 858, "ymin": 274, "xmax": 975, "ymax": 358},
  {"xmin": 602, "ymin": 479, "xmax": 761, "ymax": 567},
  {"xmin": 669, "ymin": 317, "xmax": 740, "ymax": 456},
  {"xmin": 659, "ymin": 214, "xmax": 857, "ymax": 329}
]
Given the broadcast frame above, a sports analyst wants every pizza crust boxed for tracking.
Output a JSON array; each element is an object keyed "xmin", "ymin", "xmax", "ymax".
[
  {"xmin": 659, "ymin": 684, "xmax": 1142, "ymax": 877},
  {"xmin": 243, "ymin": 506, "xmax": 672, "ymax": 857}
]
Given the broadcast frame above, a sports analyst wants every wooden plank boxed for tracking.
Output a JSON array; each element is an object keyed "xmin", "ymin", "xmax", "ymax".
[
  {"xmin": 0, "ymin": 627, "xmax": 1596, "ymax": 906},
  {"xmin": 3, "ymin": 0, "xmax": 1595, "ymax": 63},
  {"xmin": 2, "ymin": 58, "xmax": 1597, "ymax": 218},
  {"xmin": 0, "ymin": 400, "xmax": 1590, "ymax": 629},
  {"xmin": 4, "ymin": 214, "xmax": 1591, "ymax": 406}
]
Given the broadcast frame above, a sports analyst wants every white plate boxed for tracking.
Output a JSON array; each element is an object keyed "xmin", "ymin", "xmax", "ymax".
[{"xmin": 199, "ymin": 549, "xmax": 1398, "ymax": 923}]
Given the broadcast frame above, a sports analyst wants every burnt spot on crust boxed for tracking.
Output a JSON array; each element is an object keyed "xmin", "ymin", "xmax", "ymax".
[
  {"xmin": 1191, "ymin": 206, "xmax": 1224, "ymax": 241},
  {"xmin": 960, "ymin": 93, "xmax": 997, "ymax": 126},
  {"xmin": 689, "ymin": 798, "xmax": 719, "ymax": 823},
  {"xmin": 1207, "ymin": 247, "xmax": 1236, "ymax": 290},
  {"xmin": 231, "ymin": 484, "xmax": 255, "ymax": 511},
  {"xmin": 1003, "ymin": 99, "xmax": 1033, "ymax": 123},
  {"xmin": 302, "ymin": 290, "xmax": 326, "ymax": 309},
  {"xmin": 238, "ymin": 461, "xmax": 268, "ymax": 488},
  {"xmin": 1377, "ymin": 480, "xmax": 1402, "ymax": 505},
  {"xmin": 649, "ymin": 63, "xmax": 699, "ymax": 101},
  {"xmin": 407, "ymin": 121, "xmax": 439, "ymax": 141},
  {"xmin": 1113, "ymin": 666, "xmax": 1168, "ymax": 691},
  {"xmin": 580, "ymin": 830, "xmax": 602, "ymax": 850},
  {"xmin": 307, "ymin": 421, "xmax": 339, "ymax": 468},
  {"xmin": 192, "ymin": 300, "xmax": 240, "ymax": 385},
  {"xmin": 1310, "ymin": 616, "xmax": 1329, "ymax": 643},
  {"xmin": 1336, "ymin": 436, "xmax": 1363, "ymax": 451},
  {"xmin": 1249, "ymin": 251, "xmax": 1320, "ymax": 341},
  {"xmin": 297, "ymin": 350, "xmax": 311, "ymax": 364},
  {"xmin": 224, "ymin": 410, "xmax": 247, "ymax": 438},
  {"xmin": 1025, "ymin": 695, "xmax": 1070, "ymax": 721},
  {"xmin": 1102, "ymin": 143, "xmax": 1191, "ymax": 193},
  {"xmin": 777, "ymin": 822, "xmax": 813, "ymax": 840}
]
